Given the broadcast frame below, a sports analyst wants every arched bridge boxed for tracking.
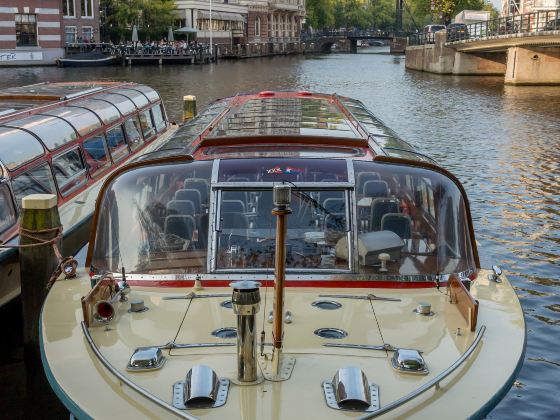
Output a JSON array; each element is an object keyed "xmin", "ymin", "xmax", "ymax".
[{"xmin": 303, "ymin": 31, "xmax": 402, "ymax": 53}]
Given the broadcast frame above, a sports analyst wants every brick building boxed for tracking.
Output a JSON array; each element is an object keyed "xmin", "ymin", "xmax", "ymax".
[
  {"xmin": 173, "ymin": 0, "xmax": 305, "ymax": 51},
  {"xmin": 61, "ymin": 0, "xmax": 100, "ymax": 44},
  {"xmin": 0, "ymin": 0, "xmax": 99, "ymax": 66}
]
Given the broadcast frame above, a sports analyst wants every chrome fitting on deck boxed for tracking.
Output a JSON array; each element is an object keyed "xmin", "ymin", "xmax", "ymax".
[{"xmin": 230, "ymin": 280, "xmax": 261, "ymax": 383}]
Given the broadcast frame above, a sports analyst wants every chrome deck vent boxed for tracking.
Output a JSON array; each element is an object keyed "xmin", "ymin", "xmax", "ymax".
[
  {"xmin": 126, "ymin": 347, "xmax": 166, "ymax": 371},
  {"xmin": 220, "ymin": 300, "xmax": 233, "ymax": 309},
  {"xmin": 312, "ymin": 300, "xmax": 342, "ymax": 310},
  {"xmin": 212, "ymin": 327, "xmax": 237, "ymax": 339},
  {"xmin": 391, "ymin": 348, "xmax": 429, "ymax": 375},
  {"xmin": 322, "ymin": 366, "xmax": 379, "ymax": 412},
  {"xmin": 314, "ymin": 328, "xmax": 348, "ymax": 339},
  {"xmin": 172, "ymin": 365, "xmax": 229, "ymax": 409}
]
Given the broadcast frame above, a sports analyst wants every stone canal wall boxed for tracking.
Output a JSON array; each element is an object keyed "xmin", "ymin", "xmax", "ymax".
[
  {"xmin": 405, "ymin": 32, "xmax": 504, "ymax": 75},
  {"xmin": 405, "ymin": 30, "xmax": 560, "ymax": 85}
]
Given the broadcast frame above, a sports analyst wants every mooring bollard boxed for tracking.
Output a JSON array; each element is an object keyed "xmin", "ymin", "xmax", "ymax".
[
  {"xmin": 19, "ymin": 193, "xmax": 61, "ymax": 359},
  {"xmin": 183, "ymin": 95, "xmax": 197, "ymax": 122}
]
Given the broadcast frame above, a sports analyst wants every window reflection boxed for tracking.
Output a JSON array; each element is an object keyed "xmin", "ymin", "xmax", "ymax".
[
  {"xmin": 12, "ymin": 163, "xmax": 56, "ymax": 208},
  {"xmin": 139, "ymin": 110, "xmax": 155, "ymax": 139},
  {"xmin": 151, "ymin": 105, "xmax": 166, "ymax": 132},
  {"xmin": 53, "ymin": 148, "xmax": 87, "ymax": 196},
  {"xmin": 83, "ymin": 135, "xmax": 110, "ymax": 176},
  {"xmin": 124, "ymin": 117, "xmax": 143, "ymax": 151},
  {"xmin": 106, "ymin": 126, "xmax": 129, "ymax": 162},
  {"xmin": 0, "ymin": 127, "xmax": 44, "ymax": 171}
]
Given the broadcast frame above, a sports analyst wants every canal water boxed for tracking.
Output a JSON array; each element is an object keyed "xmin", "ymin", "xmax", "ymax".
[{"xmin": 1, "ymin": 49, "xmax": 559, "ymax": 418}]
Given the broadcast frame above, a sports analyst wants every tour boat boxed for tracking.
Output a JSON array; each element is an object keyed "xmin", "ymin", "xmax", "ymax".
[
  {"xmin": 0, "ymin": 82, "xmax": 176, "ymax": 306},
  {"xmin": 40, "ymin": 91, "xmax": 525, "ymax": 419}
]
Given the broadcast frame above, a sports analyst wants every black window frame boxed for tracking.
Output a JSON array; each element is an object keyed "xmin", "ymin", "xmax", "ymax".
[{"xmin": 15, "ymin": 14, "xmax": 38, "ymax": 47}]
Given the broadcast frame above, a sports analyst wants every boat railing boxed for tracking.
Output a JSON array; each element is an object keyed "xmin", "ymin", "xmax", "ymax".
[
  {"xmin": 359, "ymin": 325, "xmax": 487, "ymax": 419},
  {"xmin": 81, "ymin": 321, "xmax": 198, "ymax": 420}
]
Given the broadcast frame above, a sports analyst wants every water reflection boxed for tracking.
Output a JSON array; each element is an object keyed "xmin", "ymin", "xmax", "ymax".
[{"xmin": 0, "ymin": 53, "xmax": 558, "ymax": 417}]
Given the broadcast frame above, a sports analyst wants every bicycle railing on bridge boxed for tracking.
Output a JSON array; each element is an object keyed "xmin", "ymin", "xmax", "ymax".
[
  {"xmin": 302, "ymin": 29, "xmax": 397, "ymax": 41},
  {"xmin": 447, "ymin": 9, "xmax": 560, "ymax": 42},
  {"xmin": 408, "ymin": 9, "xmax": 559, "ymax": 46}
]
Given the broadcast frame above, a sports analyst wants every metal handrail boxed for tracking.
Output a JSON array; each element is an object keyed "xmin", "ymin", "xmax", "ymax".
[
  {"xmin": 81, "ymin": 321, "xmax": 198, "ymax": 419},
  {"xmin": 448, "ymin": 9, "xmax": 560, "ymax": 42},
  {"xmin": 358, "ymin": 325, "xmax": 486, "ymax": 419},
  {"xmin": 408, "ymin": 9, "xmax": 560, "ymax": 46}
]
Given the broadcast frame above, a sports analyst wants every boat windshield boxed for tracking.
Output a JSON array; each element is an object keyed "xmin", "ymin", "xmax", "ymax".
[{"xmin": 89, "ymin": 158, "xmax": 476, "ymax": 280}]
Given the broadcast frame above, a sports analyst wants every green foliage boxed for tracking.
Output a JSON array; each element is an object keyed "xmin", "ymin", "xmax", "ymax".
[
  {"xmin": 101, "ymin": 0, "xmax": 176, "ymax": 42},
  {"xmin": 306, "ymin": 0, "xmax": 396, "ymax": 31},
  {"xmin": 410, "ymin": 0, "xmax": 493, "ymax": 25},
  {"xmin": 306, "ymin": 0, "xmax": 335, "ymax": 29}
]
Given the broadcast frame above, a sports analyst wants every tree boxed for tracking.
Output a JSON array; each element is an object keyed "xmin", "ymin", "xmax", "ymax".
[
  {"xmin": 101, "ymin": 0, "xmax": 176, "ymax": 42},
  {"xmin": 306, "ymin": 0, "xmax": 335, "ymax": 30}
]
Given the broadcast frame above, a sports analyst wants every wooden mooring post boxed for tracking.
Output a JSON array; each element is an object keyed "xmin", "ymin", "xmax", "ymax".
[
  {"xmin": 19, "ymin": 194, "xmax": 61, "ymax": 359},
  {"xmin": 18, "ymin": 193, "xmax": 66, "ymax": 416}
]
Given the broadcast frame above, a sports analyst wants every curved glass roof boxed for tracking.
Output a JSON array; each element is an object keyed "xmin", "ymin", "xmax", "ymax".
[
  {"xmin": 110, "ymin": 88, "xmax": 149, "ymax": 109},
  {"xmin": 127, "ymin": 85, "xmax": 160, "ymax": 103},
  {"xmin": 70, "ymin": 99, "xmax": 121, "ymax": 124},
  {"xmin": 41, "ymin": 106, "xmax": 102, "ymax": 137},
  {"xmin": 4, "ymin": 114, "xmax": 78, "ymax": 151},
  {"xmin": 208, "ymin": 97, "xmax": 359, "ymax": 139},
  {"xmin": 0, "ymin": 127, "xmax": 44, "ymax": 170},
  {"xmin": 92, "ymin": 93, "xmax": 136, "ymax": 116}
]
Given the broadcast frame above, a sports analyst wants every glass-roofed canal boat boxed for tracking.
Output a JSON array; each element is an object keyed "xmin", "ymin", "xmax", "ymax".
[
  {"xmin": 40, "ymin": 91, "xmax": 525, "ymax": 419},
  {"xmin": 0, "ymin": 82, "xmax": 176, "ymax": 306}
]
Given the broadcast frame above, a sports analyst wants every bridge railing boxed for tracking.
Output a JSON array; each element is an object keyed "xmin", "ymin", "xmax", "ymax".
[
  {"xmin": 408, "ymin": 33, "xmax": 434, "ymax": 46},
  {"xmin": 301, "ymin": 29, "xmax": 396, "ymax": 40},
  {"xmin": 447, "ymin": 8, "xmax": 560, "ymax": 42}
]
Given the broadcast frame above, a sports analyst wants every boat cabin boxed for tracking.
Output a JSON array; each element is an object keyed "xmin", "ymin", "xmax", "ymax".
[
  {"xmin": 87, "ymin": 92, "xmax": 478, "ymax": 284},
  {"xmin": 0, "ymin": 82, "xmax": 169, "ymax": 246}
]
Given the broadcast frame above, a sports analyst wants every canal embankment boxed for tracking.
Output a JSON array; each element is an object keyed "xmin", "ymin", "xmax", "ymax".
[{"xmin": 405, "ymin": 30, "xmax": 560, "ymax": 85}]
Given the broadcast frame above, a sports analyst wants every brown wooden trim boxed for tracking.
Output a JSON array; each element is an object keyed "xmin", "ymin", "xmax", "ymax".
[
  {"xmin": 85, "ymin": 154, "xmax": 194, "ymax": 268},
  {"xmin": 374, "ymin": 155, "xmax": 480, "ymax": 269},
  {"xmin": 0, "ymin": 94, "xmax": 61, "ymax": 101},
  {"xmin": 448, "ymin": 274, "xmax": 479, "ymax": 332},
  {"xmin": 199, "ymin": 135, "xmax": 369, "ymax": 149}
]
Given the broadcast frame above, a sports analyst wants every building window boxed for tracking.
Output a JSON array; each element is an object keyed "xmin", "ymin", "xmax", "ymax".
[
  {"xmin": 82, "ymin": 26, "xmax": 93, "ymax": 42},
  {"xmin": 63, "ymin": 0, "xmax": 75, "ymax": 17},
  {"xmin": 65, "ymin": 26, "xmax": 77, "ymax": 44},
  {"xmin": 81, "ymin": 0, "xmax": 93, "ymax": 18},
  {"xmin": 255, "ymin": 16, "xmax": 261, "ymax": 37},
  {"xmin": 15, "ymin": 14, "xmax": 38, "ymax": 47}
]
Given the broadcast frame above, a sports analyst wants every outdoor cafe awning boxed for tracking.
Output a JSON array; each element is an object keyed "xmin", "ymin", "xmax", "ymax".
[
  {"xmin": 197, "ymin": 10, "xmax": 245, "ymax": 22},
  {"xmin": 174, "ymin": 26, "xmax": 197, "ymax": 33}
]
